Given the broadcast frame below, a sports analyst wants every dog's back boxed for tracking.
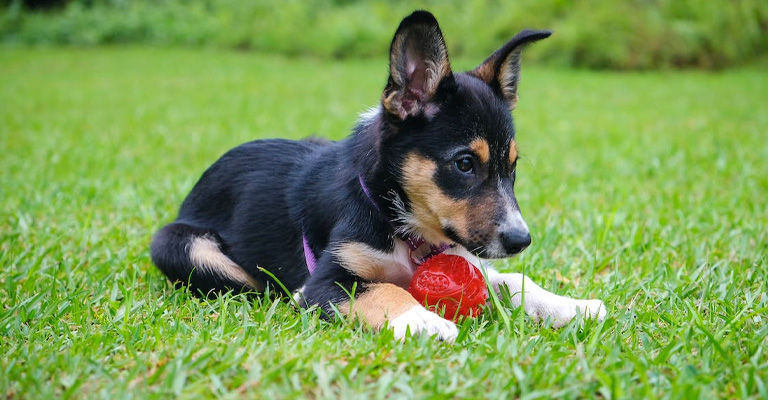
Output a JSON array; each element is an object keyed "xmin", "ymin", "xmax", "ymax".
[{"xmin": 151, "ymin": 138, "xmax": 327, "ymax": 295}]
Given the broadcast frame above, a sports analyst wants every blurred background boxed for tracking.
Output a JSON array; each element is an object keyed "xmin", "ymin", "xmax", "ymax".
[{"xmin": 2, "ymin": 0, "xmax": 767, "ymax": 70}]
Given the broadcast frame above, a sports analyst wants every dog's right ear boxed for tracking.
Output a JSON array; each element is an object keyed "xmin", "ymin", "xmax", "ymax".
[{"xmin": 382, "ymin": 11, "xmax": 453, "ymax": 121}]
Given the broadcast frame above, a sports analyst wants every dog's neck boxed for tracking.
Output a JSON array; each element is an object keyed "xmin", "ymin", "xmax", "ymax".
[
  {"xmin": 349, "ymin": 106, "xmax": 455, "ymax": 259},
  {"xmin": 357, "ymin": 174, "xmax": 420, "ymax": 250},
  {"xmin": 357, "ymin": 173, "xmax": 453, "ymax": 264}
]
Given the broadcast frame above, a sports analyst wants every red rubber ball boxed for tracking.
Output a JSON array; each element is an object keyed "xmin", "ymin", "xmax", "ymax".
[{"xmin": 408, "ymin": 254, "xmax": 488, "ymax": 322}]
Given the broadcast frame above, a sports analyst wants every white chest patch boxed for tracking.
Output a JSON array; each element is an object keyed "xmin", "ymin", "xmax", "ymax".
[{"xmin": 333, "ymin": 238, "xmax": 485, "ymax": 289}]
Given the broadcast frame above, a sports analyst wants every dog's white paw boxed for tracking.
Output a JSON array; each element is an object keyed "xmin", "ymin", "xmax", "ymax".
[
  {"xmin": 579, "ymin": 299, "xmax": 607, "ymax": 321},
  {"xmin": 548, "ymin": 299, "xmax": 607, "ymax": 328},
  {"xmin": 390, "ymin": 306, "xmax": 458, "ymax": 343}
]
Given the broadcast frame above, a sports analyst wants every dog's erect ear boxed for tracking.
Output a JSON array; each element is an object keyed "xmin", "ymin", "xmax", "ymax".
[
  {"xmin": 470, "ymin": 30, "xmax": 551, "ymax": 110},
  {"xmin": 382, "ymin": 11, "xmax": 453, "ymax": 120}
]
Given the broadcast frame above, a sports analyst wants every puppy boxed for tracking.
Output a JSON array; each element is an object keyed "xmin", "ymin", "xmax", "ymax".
[{"xmin": 151, "ymin": 11, "xmax": 606, "ymax": 342}]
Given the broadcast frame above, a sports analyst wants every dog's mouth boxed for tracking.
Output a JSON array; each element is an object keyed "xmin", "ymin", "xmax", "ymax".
[{"xmin": 407, "ymin": 237, "xmax": 455, "ymax": 269}]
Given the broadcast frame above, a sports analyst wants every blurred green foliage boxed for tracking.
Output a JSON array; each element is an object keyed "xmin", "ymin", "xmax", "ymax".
[{"xmin": 2, "ymin": 0, "xmax": 767, "ymax": 70}]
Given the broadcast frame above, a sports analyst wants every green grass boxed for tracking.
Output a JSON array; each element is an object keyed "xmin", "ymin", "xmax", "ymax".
[{"xmin": 1, "ymin": 47, "xmax": 766, "ymax": 399}]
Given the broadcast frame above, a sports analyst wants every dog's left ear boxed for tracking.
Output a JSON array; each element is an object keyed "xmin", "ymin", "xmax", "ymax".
[
  {"xmin": 382, "ymin": 11, "xmax": 453, "ymax": 120},
  {"xmin": 470, "ymin": 30, "xmax": 552, "ymax": 110}
]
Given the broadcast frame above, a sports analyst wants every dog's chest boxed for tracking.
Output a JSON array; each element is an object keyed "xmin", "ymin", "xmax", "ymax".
[
  {"xmin": 382, "ymin": 239, "xmax": 483, "ymax": 288},
  {"xmin": 379, "ymin": 239, "xmax": 418, "ymax": 288}
]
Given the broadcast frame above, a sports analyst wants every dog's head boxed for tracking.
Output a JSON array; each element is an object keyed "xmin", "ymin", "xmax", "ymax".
[{"xmin": 373, "ymin": 11, "xmax": 550, "ymax": 259}]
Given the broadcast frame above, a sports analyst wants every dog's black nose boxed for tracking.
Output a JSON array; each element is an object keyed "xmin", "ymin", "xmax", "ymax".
[{"xmin": 499, "ymin": 230, "xmax": 531, "ymax": 255}]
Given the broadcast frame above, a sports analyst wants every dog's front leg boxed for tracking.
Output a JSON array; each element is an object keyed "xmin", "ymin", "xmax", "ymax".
[
  {"xmin": 340, "ymin": 283, "xmax": 458, "ymax": 343},
  {"xmin": 303, "ymin": 280, "xmax": 458, "ymax": 343},
  {"xmin": 302, "ymin": 241, "xmax": 458, "ymax": 343},
  {"xmin": 486, "ymin": 269, "xmax": 606, "ymax": 327}
]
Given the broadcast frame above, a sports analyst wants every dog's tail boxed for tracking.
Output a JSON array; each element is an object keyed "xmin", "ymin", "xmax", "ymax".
[{"xmin": 150, "ymin": 222, "xmax": 262, "ymax": 296}]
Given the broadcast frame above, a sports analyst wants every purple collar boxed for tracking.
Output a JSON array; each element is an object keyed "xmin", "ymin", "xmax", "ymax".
[
  {"xmin": 303, "ymin": 176, "xmax": 452, "ymax": 276},
  {"xmin": 357, "ymin": 175, "xmax": 420, "ymax": 249},
  {"xmin": 303, "ymin": 234, "xmax": 318, "ymax": 276}
]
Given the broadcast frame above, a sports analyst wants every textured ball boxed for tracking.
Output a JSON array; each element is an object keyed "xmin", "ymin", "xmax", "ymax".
[{"xmin": 408, "ymin": 254, "xmax": 488, "ymax": 322}]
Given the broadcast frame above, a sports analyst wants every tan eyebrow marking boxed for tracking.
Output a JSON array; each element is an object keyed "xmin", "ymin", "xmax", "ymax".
[
  {"xmin": 509, "ymin": 139, "xmax": 518, "ymax": 164},
  {"xmin": 469, "ymin": 138, "xmax": 490, "ymax": 164}
]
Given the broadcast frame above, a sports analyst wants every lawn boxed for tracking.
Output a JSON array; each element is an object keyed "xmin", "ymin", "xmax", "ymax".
[{"xmin": 1, "ymin": 47, "xmax": 766, "ymax": 399}]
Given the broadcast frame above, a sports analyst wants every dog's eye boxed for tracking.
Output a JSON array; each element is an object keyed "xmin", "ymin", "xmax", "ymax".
[{"xmin": 455, "ymin": 156, "xmax": 475, "ymax": 174}]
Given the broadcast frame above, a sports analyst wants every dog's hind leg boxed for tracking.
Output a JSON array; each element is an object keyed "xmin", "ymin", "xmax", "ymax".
[
  {"xmin": 150, "ymin": 222, "xmax": 262, "ymax": 296},
  {"xmin": 487, "ymin": 269, "xmax": 606, "ymax": 327}
]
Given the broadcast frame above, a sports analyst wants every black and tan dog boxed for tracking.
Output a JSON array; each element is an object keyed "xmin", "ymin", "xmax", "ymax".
[{"xmin": 151, "ymin": 11, "xmax": 605, "ymax": 342}]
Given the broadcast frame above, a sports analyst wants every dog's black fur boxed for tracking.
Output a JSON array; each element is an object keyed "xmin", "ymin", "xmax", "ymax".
[{"xmin": 151, "ymin": 11, "xmax": 550, "ymax": 326}]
